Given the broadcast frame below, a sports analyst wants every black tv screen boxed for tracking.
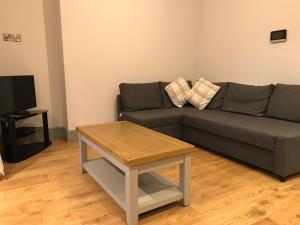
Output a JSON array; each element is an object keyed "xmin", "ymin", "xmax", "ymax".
[
  {"xmin": 270, "ymin": 29, "xmax": 287, "ymax": 42},
  {"xmin": 0, "ymin": 75, "xmax": 37, "ymax": 115}
]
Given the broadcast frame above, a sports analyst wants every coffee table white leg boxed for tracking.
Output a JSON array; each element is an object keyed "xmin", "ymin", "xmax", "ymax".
[
  {"xmin": 79, "ymin": 135, "xmax": 87, "ymax": 173},
  {"xmin": 125, "ymin": 168, "xmax": 138, "ymax": 225},
  {"xmin": 180, "ymin": 153, "xmax": 191, "ymax": 206}
]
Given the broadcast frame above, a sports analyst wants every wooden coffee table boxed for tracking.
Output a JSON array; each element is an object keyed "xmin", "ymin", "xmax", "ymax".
[{"xmin": 77, "ymin": 121, "xmax": 196, "ymax": 225}]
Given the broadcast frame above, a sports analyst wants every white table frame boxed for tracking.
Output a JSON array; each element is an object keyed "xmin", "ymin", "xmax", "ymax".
[{"xmin": 79, "ymin": 134, "xmax": 191, "ymax": 225}]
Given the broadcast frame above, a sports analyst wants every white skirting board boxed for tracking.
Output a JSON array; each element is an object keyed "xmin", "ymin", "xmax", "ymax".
[{"xmin": 0, "ymin": 154, "xmax": 4, "ymax": 176}]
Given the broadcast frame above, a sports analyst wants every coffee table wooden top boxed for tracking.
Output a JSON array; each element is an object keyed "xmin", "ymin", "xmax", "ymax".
[{"xmin": 77, "ymin": 121, "xmax": 196, "ymax": 166}]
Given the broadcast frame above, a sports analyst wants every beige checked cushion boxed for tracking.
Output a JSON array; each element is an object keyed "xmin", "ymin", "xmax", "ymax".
[
  {"xmin": 186, "ymin": 78, "xmax": 220, "ymax": 110},
  {"xmin": 165, "ymin": 77, "xmax": 191, "ymax": 108}
]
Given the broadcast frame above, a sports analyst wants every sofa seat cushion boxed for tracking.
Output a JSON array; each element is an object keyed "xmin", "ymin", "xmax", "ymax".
[
  {"xmin": 182, "ymin": 108, "xmax": 300, "ymax": 151},
  {"xmin": 121, "ymin": 108, "xmax": 183, "ymax": 128}
]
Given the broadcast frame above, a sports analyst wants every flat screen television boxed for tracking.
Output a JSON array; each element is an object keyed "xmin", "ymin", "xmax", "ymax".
[{"xmin": 0, "ymin": 75, "xmax": 37, "ymax": 115}]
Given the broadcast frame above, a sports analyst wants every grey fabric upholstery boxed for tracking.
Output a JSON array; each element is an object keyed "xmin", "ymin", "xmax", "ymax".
[
  {"xmin": 266, "ymin": 84, "xmax": 300, "ymax": 123},
  {"xmin": 206, "ymin": 82, "xmax": 228, "ymax": 110},
  {"xmin": 182, "ymin": 108, "xmax": 300, "ymax": 151},
  {"xmin": 274, "ymin": 135, "xmax": 300, "ymax": 177},
  {"xmin": 121, "ymin": 108, "xmax": 183, "ymax": 128},
  {"xmin": 222, "ymin": 83, "xmax": 274, "ymax": 116},
  {"xmin": 117, "ymin": 81, "xmax": 300, "ymax": 179},
  {"xmin": 153, "ymin": 125, "xmax": 181, "ymax": 139},
  {"xmin": 182, "ymin": 126, "xmax": 274, "ymax": 172},
  {"xmin": 183, "ymin": 126, "xmax": 300, "ymax": 178},
  {"xmin": 116, "ymin": 95, "xmax": 122, "ymax": 119},
  {"xmin": 119, "ymin": 82, "xmax": 163, "ymax": 112}
]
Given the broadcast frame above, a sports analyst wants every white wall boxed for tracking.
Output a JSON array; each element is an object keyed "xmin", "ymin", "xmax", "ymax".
[
  {"xmin": 4, "ymin": 0, "xmax": 299, "ymax": 133},
  {"xmin": 42, "ymin": 0, "xmax": 68, "ymax": 129},
  {"xmin": 0, "ymin": 0, "xmax": 66, "ymax": 128},
  {"xmin": 60, "ymin": 0, "xmax": 200, "ymax": 131},
  {"xmin": 197, "ymin": 0, "xmax": 300, "ymax": 85}
]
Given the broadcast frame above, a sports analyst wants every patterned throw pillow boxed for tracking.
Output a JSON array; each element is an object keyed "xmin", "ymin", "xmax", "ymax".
[
  {"xmin": 186, "ymin": 78, "xmax": 220, "ymax": 110},
  {"xmin": 165, "ymin": 77, "xmax": 191, "ymax": 108}
]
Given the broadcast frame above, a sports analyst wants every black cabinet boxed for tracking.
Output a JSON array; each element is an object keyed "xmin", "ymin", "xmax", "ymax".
[{"xmin": 0, "ymin": 110, "xmax": 51, "ymax": 163}]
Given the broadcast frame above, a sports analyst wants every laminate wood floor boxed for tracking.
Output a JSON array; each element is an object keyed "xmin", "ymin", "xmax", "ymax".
[{"xmin": 1, "ymin": 140, "xmax": 300, "ymax": 225}]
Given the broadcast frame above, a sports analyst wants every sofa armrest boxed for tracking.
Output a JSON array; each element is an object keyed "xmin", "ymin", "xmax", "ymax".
[
  {"xmin": 274, "ymin": 135, "xmax": 300, "ymax": 178},
  {"xmin": 117, "ymin": 95, "xmax": 123, "ymax": 121}
]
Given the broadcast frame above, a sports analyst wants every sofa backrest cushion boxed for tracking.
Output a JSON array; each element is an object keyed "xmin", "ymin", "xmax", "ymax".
[
  {"xmin": 160, "ymin": 80, "xmax": 193, "ymax": 107},
  {"xmin": 206, "ymin": 82, "xmax": 228, "ymax": 110},
  {"xmin": 265, "ymin": 84, "xmax": 300, "ymax": 122},
  {"xmin": 221, "ymin": 83, "xmax": 275, "ymax": 116},
  {"xmin": 119, "ymin": 82, "xmax": 163, "ymax": 112}
]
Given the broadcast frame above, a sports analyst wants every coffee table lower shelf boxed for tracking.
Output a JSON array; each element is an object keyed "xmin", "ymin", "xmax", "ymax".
[{"xmin": 83, "ymin": 158, "xmax": 183, "ymax": 214}]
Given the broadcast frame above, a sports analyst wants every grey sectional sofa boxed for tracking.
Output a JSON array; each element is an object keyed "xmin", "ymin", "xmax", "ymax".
[{"xmin": 117, "ymin": 81, "xmax": 300, "ymax": 181}]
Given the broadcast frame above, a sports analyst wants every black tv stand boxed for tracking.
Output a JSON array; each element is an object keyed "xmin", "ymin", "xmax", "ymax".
[
  {"xmin": 17, "ymin": 127, "xmax": 37, "ymax": 138},
  {"xmin": 15, "ymin": 110, "xmax": 31, "ymax": 116},
  {"xmin": 1, "ymin": 110, "xmax": 51, "ymax": 163}
]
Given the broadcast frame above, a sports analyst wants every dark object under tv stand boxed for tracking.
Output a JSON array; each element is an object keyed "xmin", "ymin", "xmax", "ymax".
[{"xmin": 1, "ymin": 110, "xmax": 51, "ymax": 163}]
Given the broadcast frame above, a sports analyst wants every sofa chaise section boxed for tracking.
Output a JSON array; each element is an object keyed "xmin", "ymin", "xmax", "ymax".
[{"xmin": 181, "ymin": 108, "xmax": 300, "ymax": 178}]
